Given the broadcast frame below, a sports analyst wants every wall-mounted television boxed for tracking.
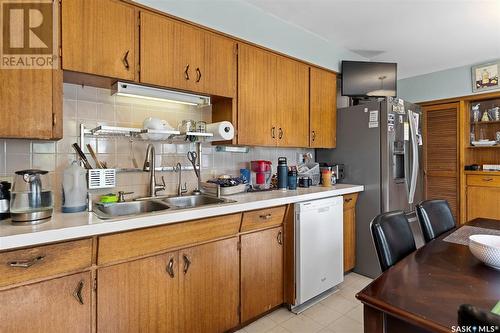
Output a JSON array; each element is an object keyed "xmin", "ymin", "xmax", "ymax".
[{"xmin": 341, "ymin": 61, "xmax": 397, "ymax": 97}]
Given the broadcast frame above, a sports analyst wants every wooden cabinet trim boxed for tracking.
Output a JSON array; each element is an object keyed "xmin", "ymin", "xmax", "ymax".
[
  {"xmin": 123, "ymin": 0, "xmax": 338, "ymax": 75},
  {"xmin": 0, "ymin": 238, "xmax": 93, "ymax": 288},
  {"xmin": 97, "ymin": 213, "xmax": 242, "ymax": 265}
]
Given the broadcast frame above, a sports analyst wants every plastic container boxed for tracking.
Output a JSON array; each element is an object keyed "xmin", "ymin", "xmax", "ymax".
[
  {"xmin": 62, "ymin": 162, "xmax": 88, "ymax": 213},
  {"xmin": 251, "ymin": 160, "xmax": 272, "ymax": 190}
]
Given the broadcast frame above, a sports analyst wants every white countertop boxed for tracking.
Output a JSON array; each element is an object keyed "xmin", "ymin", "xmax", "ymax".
[{"xmin": 0, "ymin": 184, "xmax": 363, "ymax": 251}]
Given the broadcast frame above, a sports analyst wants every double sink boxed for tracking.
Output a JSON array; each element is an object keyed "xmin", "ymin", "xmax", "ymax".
[{"xmin": 93, "ymin": 195, "xmax": 235, "ymax": 220}]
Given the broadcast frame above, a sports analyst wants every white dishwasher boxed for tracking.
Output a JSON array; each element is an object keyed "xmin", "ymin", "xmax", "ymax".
[{"xmin": 293, "ymin": 196, "xmax": 344, "ymax": 311}]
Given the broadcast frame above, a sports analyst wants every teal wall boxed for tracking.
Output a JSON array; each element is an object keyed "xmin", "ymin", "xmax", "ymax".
[
  {"xmin": 135, "ymin": 0, "xmax": 365, "ymax": 72},
  {"xmin": 398, "ymin": 63, "xmax": 500, "ymax": 103}
]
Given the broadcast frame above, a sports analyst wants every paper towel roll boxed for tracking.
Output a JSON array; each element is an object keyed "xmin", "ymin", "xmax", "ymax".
[{"xmin": 206, "ymin": 121, "xmax": 234, "ymax": 141}]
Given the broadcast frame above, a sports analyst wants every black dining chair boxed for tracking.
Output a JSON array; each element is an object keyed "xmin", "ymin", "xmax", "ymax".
[
  {"xmin": 415, "ymin": 199, "xmax": 456, "ymax": 243},
  {"xmin": 370, "ymin": 211, "xmax": 417, "ymax": 272},
  {"xmin": 458, "ymin": 304, "xmax": 500, "ymax": 331}
]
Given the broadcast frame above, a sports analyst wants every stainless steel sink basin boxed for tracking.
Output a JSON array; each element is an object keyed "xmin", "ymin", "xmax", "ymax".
[
  {"xmin": 93, "ymin": 200, "xmax": 170, "ymax": 219},
  {"xmin": 161, "ymin": 195, "xmax": 234, "ymax": 209}
]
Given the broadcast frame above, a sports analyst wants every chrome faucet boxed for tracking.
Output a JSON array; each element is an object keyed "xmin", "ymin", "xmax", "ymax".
[
  {"xmin": 174, "ymin": 162, "xmax": 188, "ymax": 196},
  {"xmin": 143, "ymin": 144, "xmax": 165, "ymax": 197}
]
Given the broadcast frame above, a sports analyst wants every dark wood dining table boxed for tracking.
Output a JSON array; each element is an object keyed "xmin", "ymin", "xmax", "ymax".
[{"xmin": 356, "ymin": 218, "xmax": 500, "ymax": 333}]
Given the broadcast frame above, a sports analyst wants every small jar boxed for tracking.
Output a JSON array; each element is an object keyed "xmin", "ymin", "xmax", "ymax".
[{"xmin": 321, "ymin": 169, "xmax": 332, "ymax": 187}]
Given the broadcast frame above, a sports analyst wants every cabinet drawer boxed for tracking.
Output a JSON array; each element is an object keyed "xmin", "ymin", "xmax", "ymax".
[
  {"xmin": 241, "ymin": 206, "xmax": 286, "ymax": 232},
  {"xmin": 98, "ymin": 213, "xmax": 242, "ymax": 265},
  {"xmin": 343, "ymin": 193, "xmax": 359, "ymax": 211},
  {"xmin": 467, "ymin": 175, "xmax": 500, "ymax": 187},
  {"xmin": 0, "ymin": 239, "xmax": 93, "ymax": 287}
]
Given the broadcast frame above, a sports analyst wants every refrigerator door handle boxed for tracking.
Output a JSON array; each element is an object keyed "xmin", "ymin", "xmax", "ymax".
[{"xmin": 408, "ymin": 110, "xmax": 419, "ymax": 204}]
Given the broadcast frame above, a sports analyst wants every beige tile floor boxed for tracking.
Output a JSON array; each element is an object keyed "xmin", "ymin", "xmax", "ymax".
[{"xmin": 237, "ymin": 273, "xmax": 373, "ymax": 333}]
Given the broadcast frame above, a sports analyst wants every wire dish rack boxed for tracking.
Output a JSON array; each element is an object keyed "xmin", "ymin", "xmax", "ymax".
[
  {"xmin": 298, "ymin": 162, "xmax": 320, "ymax": 186},
  {"xmin": 80, "ymin": 124, "xmax": 213, "ymax": 142}
]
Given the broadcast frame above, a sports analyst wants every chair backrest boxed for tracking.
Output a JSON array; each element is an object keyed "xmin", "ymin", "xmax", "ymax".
[
  {"xmin": 416, "ymin": 199, "xmax": 456, "ymax": 243},
  {"xmin": 458, "ymin": 304, "xmax": 500, "ymax": 329},
  {"xmin": 370, "ymin": 211, "xmax": 417, "ymax": 272}
]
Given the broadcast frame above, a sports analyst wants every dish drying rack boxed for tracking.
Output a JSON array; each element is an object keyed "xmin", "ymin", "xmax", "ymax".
[
  {"xmin": 79, "ymin": 124, "xmax": 208, "ymax": 177},
  {"xmin": 80, "ymin": 124, "xmax": 213, "ymax": 142}
]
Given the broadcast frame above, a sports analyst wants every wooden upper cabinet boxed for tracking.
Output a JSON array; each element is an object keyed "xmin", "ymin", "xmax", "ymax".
[
  {"xmin": 97, "ymin": 252, "xmax": 179, "ymax": 333},
  {"xmin": 139, "ymin": 11, "xmax": 177, "ymax": 89},
  {"xmin": 0, "ymin": 272, "xmax": 92, "ymax": 333},
  {"xmin": 276, "ymin": 57, "xmax": 309, "ymax": 147},
  {"xmin": 0, "ymin": 69, "xmax": 62, "ymax": 139},
  {"xmin": 172, "ymin": 22, "xmax": 206, "ymax": 93},
  {"xmin": 61, "ymin": 0, "xmax": 136, "ymax": 80},
  {"xmin": 140, "ymin": 11, "xmax": 235, "ymax": 97},
  {"xmin": 204, "ymin": 33, "xmax": 236, "ymax": 97},
  {"xmin": 180, "ymin": 238, "xmax": 239, "ymax": 333},
  {"xmin": 241, "ymin": 226, "xmax": 284, "ymax": 322},
  {"xmin": 238, "ymin": 44, "xmax": 277, "ymax": 146},
  {"xmin": 310, "ymin": 67, "xmax": 337, "ymax": 148}
]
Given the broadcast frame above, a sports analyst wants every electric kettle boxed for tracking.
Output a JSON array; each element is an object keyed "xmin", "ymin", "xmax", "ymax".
[{"xmin": 10, "ymin": 169, "xmax": 53, "ymax": 224}]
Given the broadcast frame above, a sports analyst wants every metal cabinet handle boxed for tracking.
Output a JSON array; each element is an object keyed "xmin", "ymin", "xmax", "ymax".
[
  {"xmin": 259, "ymin": 214, "xmax": 272, "ymax": 220},
  {"xmin": 277, "ymin": 231, "xmax": 283, "ymax": 245},
  {"xmin": 345, "ymin": 198, "xmax": 353, "ymax": 203},
  {"xmin": 183, "ymin": 254, "xmax": 191, "ymax": 274},
  {"xmin": 271, "ymin": 127, "xmax": 276, "ymax": 139},
  {"xmin": 195, "ymin": 68, "xmax": 202, "ymax": 82},
  {"xmin": 8, "ymin": 255, "xmax": 45, "ymax": 268},
  {"xmin": 166, "ymin": 257, "xmax": 175, "ymax": 278},
  {"xmin": 482, "ymin": 178, "xmax": 493, "ymax": 182},
  {"xmin": 312, "ymin": 131, "xmax": 316, "ymax": 142},
  {"xmin": 122, "ymin": 50, "xmax": 130, "ymax": 70},
  {"xmin": 184, "ymin": 64, "xmax": 190, "ymax": 80},
  {"xmin": 278, "ymin": 128, "xmax": 283, "ymax": 140},
  {"xmin": 73, "ymin": 280, "xmax": 84, "ymax": 305}
]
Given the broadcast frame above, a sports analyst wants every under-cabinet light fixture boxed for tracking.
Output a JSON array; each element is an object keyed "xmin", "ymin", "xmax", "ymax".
[{"xmin": 111, "ymin": 82, "xmax": 211, "ymax": 106}]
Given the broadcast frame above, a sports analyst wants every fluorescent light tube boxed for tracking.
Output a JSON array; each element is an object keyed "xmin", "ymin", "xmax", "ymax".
[{"xmin": 111, "ymin": 82, "xmax": 210, "ymax": 106}]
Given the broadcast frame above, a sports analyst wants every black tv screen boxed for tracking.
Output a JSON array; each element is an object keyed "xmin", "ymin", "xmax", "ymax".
[{"xmin": 341, "ymin": 61, "xmax": 397, "ymax": 97}]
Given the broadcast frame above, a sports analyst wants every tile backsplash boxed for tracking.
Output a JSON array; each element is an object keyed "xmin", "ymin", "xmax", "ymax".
[{"xmin": 0, "ymin": 83, "xmax": 313, "ymax": 208}]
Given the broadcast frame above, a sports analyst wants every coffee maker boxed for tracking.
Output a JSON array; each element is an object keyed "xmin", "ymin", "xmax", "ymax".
[{"xmin": 0, "ymin": 181, "xmax": 11, "ymax": 220}]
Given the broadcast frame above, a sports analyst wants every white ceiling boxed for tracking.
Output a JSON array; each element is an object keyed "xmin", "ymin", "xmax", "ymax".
[{"xmin": 243, "ymin": 0, "xmax": 500, "ymax": 79}]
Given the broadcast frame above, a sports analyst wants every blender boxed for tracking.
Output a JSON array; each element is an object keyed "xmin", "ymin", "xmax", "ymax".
[
  {"xmin": 250, "ymin": 160, "xmax": 272, "ymax": 190},
  {"xmin": 10, "ymin": 169, "xmax": 54, "ymax": 224}
]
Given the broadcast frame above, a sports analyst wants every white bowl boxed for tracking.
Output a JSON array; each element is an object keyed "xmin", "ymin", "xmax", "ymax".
[{"xmin": 469, "ymin": 234, "xmax": 500, "ymax": 270}]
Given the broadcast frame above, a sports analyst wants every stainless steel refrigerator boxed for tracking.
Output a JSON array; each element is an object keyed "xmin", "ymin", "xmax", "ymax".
[{"xmin": 316, "ymin": 97, "xmax": 423, "ymax": 278}]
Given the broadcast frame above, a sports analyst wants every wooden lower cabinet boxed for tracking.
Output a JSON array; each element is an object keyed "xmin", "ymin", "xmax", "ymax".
[
  {"xmin": 0, "ymin": 272, "xmax": 92, "ymax": 333},
  {"xmin": 97, "ymin": 238, "xmax": 239, "ymax": 333},
  {"xmin": 467, "ymin": 186, "xmax": 500, "ymax": 221},
  {"xmin": 97, "ymin": 252, "xmax": 180, "ymax": 333},
  {"xmin": 343, "ymin": 193, "xmax": 358, "ymax": 272},
  {"xmin": 241, "ymin": 226, "xmax": 284, "ymax": 322},
  {"xmin": 180, "ymin": 238, "xmax": 239, "ymax": 333}
]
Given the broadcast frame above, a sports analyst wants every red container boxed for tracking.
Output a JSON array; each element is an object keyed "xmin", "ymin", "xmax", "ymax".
[{"xmin": 251, "ymin": 160, "xmax": 271, "ymax": 172}]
